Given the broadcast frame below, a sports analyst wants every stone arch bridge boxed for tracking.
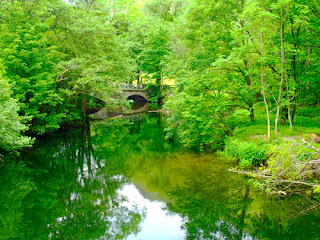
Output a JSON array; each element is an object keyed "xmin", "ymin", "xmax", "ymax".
[
  {"xmin": 90, "ymin": 84, "xmax": 150, "ymax": 119},
  {"xmin": 119, "ymin": 83, "xmax": 149, "ymax": 102},
  {"xmin": 91, "ymin": 83, "xmax": 149, "ymax": 103}
]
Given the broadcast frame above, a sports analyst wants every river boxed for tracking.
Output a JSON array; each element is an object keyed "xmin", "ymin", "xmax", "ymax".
[{"xmin": 1, "ymin": 112, "xmax": 319, "ymax": 239}]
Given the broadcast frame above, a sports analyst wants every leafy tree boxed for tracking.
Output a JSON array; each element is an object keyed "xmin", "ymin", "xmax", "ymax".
[
  {"xmin": 240, "ymin": 0, "xmax": 319, "ymax": 134},
  {"xmin": 0, "ymin": 0, "xmax": 134, "ymax": 136},
  {"xmin": 144, "ymin": 0, "xmax": 186, "ymax": 22},
  {"xmin": 165, "ymin": 70, "xmax": 235, "ymax": 150},
  {"xmin": 0, "ymin": 64, "xmax": 33, "ymax": 154},
  {"xmin": 127, "ymin": 0, "xmax": 186, "ymax": 91},
  {"xmin": 0, "ymin": 0, "xmax": 68, "ymax": 134},
  {"xmin": 164, "ymin": 0, "xmax": 320, "ymax": 147},
  {"xmin": 163, "ymin": 0, "xmax": 247, "ymax": 148},
  {"xmin": 139, "ymin": 20, "xmax": 170, "ymax": 86}
]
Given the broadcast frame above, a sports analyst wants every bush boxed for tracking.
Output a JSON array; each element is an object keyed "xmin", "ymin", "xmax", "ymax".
[
  {"xmin": 297, "ymin": 107, "xmax": 320, "ymax": 118},
  {"xmin": 164, "ymin": 89, "xmax": 233, "ymax": 151},
  {"xmin": 225, "ymin": 139, "xmax": 267, "ymax": 167}
]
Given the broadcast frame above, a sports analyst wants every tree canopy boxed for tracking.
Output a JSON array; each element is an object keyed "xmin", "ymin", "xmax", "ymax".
[{"xmin": 0, "ymin": 0, "xmax": 319, "ymax": 153}]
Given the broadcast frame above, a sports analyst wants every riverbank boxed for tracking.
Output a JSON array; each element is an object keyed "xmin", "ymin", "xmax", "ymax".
[{"xmin": 222, "ymin": 108, "xmax": 320, "ymax": 197}]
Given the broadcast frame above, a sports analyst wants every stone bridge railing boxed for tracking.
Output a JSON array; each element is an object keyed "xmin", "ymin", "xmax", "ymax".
[{"xmin": 114, "ymin": 83, "xmax": 147, "ymax": 90}]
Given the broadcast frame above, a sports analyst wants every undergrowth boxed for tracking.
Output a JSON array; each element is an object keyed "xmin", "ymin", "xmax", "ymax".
[{"xmin": 224, "ymin": 106, "xmax": 320, "ymax": 196}]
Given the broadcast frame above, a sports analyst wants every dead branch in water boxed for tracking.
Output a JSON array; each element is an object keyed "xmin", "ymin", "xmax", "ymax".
[
  {"xmin": 228, "ymin": 138, "xmax": 320, "ymax": 196},
  {"xmin": 228, "ymin": 169, "xmax": 320, "ymax": 188}
]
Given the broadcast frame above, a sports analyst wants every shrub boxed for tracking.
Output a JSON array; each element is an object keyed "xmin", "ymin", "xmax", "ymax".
[
  {"xmin": 225, "ymin": 139, "xmax": 267, "ymax": 167},
  {"xmin": 297, "ymin": 107, "xmax": 320, "ymax": 118}
]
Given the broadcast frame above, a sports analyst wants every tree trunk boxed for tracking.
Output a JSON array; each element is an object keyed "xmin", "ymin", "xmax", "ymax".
[
  {"xmin": 261, "ymin": 62, "xmax": 270, "ymax": 139},
  {"xmin": 250, "ymin": 106, "xmax": 255, "ymax": 122},
  {"xmin": 287, "ymin": 81, "xmax": 293, "ymax": 130},
  {"xmin": 275, "ymin": 6, "xmax": 286, "ymax": 135},
  {"xmin": 291, "ymin": 98, "xmax": 297, "ymax": 124},
  {"xmin": 281, "ymin": 106, "xmax": 287, "ymax": 125},
  {"xmin": 82, "ymin": 94, "xmax": 87, "ymax": 124},
  {"xmin": 260, "ymin": 33, "xmax": 270, "ymax": 139},
  {"xmin": 275, "ymin": 104, "xmax": 281, "ymax": 135}
]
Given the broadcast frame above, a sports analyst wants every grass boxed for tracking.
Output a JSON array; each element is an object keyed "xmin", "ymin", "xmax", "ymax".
[{"xmin": 230, "ymin": 106, "xmax": 320, "ymax": 141}]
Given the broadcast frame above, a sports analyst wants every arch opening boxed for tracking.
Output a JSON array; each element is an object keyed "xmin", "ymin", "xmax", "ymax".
[{"xmin": 127, "ymin": 95, "xmax": 148, "ymax": 103}]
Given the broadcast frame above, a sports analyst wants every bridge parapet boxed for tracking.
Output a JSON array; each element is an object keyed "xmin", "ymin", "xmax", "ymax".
[{"xmin": 114, "ymin": 83, "xmax": 146, "ymax": 90}]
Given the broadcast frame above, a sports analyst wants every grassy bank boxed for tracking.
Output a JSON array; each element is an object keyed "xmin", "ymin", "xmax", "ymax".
[
  {"xmin": 230, "ymin": 106, "xmax": 320, "ymax": 139},
  {"xmin": 223, "ymin": 106, "xmax": 320, "ymax": 197}
]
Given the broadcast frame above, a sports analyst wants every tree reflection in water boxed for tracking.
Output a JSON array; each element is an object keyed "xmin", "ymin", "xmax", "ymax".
[
  {"xmin": 0, "ymin": 122, "xmax": 146, "ymax": 239},
  {"xmin": 91, "ymin": 114, "xmax": 320, "ymax": 240},
  {"xmin": 165, "ymin": 155, "xmax": 320, "ymax": 240},
  {"xmin": 0, "ymin": 113, "xmax": 319, "ymax": 240}
]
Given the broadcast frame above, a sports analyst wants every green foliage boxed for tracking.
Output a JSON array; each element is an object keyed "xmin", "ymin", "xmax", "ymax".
[
  {"xmin": 266, "ymin": 141, "xmax": 318, "ymax": 181},
  {"xmin": 297, "ymin": 107, "xmax": 320, "ymax": 118},
  {"xmin": 144, "ymin": 0, "xmax": 186, "ymax": 22},
  {"xmin": 0, "ymin": 0, "xmax": 134, "ymax": 137},
  {"xmin": 225, "ymin": 138, "xmax": 267, "ymax": 167},
  {"xmin": 230, "ymin": 106, "xmax": 320, "ymax": 140},
  {"xmin": 145, "ymin": 82, "xmax": 170, "ymax": 103},
  {"xmin": 165, "ymin": 72, "xmax": 234, "ymax": 151},
  {"xmin": 0, "ymin": 69, "xmax": 33, "ymax": 154},
  {"xmin": 145, "ymin": 82, "xmax": 162, "ymax": 102},
  {"xmin": 0, "ymin": 0, "xmax": 67, "ymax": 134},
  {"xmin": 139, "ymin": 20, "xmax": 170, "ymax": 84},
  {"xmin": 314, "ymin": 186, "xmax": 320, "ymax": 195},
  {"xmin": 243, "ymin": 139, "xmax": 320, "ymax": 195},
  {"xmin": 163, "ymin": 0, "xmax": 320, "ymax": 147},
  {"xmin": 1, "ymin": 0, "xmax": 320, "ymax": 158}
]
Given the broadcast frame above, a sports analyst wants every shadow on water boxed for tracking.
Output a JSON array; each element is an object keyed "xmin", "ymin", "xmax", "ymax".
[{"xmin": 0, "ymin": 113, "xmax": 320, "ymax": 239}]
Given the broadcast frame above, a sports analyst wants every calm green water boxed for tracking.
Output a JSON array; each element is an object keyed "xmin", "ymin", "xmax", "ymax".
[{"xmin": 1, "ymin": 113, "xmax": 320, "ymax": 240}]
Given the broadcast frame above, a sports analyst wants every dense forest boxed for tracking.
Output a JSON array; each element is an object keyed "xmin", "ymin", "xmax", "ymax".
[{"xmin": 1, "ymin": 0, "xmax": 320, "ymax": 194}]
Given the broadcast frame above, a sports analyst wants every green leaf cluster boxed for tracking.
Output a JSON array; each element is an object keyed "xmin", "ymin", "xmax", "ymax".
[
  {"xmin": 0, "ymin": 66, "xmax": 33, "ymax": 154},
  {"xmin": 165, "ymin": 71, "xmax": 234, "ymax": 150},
  {"xmin": 225, "ymin": 138, "xmax": 267, "ymax": 167}
]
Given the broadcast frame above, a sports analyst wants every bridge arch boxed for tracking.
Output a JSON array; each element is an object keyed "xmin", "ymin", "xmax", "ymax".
[
  {"xmin": 127, "ymin": 94, "xmax": 148, "ymax": 102},
  {"xmin": 123, "ymin": 89, "xmax": 149, "ymax": 102}
]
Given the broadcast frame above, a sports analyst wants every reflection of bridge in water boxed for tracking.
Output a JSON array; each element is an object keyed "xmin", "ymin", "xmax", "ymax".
[{"xmin": 91, "ymin": 102, "xmax": 155, "ymax": 119}]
